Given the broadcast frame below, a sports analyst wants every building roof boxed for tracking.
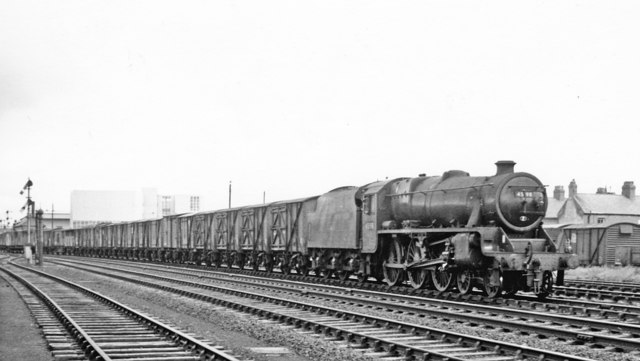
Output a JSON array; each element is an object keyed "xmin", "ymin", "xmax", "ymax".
[
  {"xmin": 545, "ymin": 198, "xmax": 566, "ymax": 219},
  {"xmin": 543, "ymin": 223, "xmax": 574, "ymax": 229},
  {"xmin": 574, "ymin": 193, "xmax": 640, "ymax": 215},
  {"xmin": 563, "ymin": 220, "xmax": 640, "ymax": 230},
  {"xmin": 15, "ymin": 212, "xmax": 70, "ymax": 227}
]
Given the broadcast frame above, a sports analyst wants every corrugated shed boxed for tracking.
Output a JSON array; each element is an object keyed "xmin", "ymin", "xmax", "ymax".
[
  {"xmin": 606, "ymin": 223, "xmax": 640, "ymax": 265},
  {"xmin": 565, "ymin": 222, "xmax": 640, "ymax": 266}
]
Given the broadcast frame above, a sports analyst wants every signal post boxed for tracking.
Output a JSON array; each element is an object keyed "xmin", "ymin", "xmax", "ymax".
[{"xmin": 35, "ymin": 209, "xmax": 44, "ymax": 266}]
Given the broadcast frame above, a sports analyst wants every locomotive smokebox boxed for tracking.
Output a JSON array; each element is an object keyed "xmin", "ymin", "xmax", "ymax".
[{"xmin": 495, "ymin": 160, "xmax": 516, "ymax": 175}]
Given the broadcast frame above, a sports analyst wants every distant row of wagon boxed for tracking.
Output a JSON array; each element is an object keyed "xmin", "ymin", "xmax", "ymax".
[{"xmin": 2, "ymin": 220, "xmax": 638, "ymax": 267}]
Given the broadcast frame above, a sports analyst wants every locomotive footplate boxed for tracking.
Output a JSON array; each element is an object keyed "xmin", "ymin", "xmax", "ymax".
[{"xmin": 494, "ymin": 252, "xmax": 578, "ymax": 272}]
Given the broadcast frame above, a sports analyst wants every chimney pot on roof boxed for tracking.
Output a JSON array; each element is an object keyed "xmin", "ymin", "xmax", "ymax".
[
  {"xmin": 622, "ymin": 181, "xmax": 636, "ymax": 200},
  {"xmin": 495, "ymin": 160, "xmax": 516, "ymax": 175},
  {"xmin": 568, "ymin": 179, "xmax": 577, "ymax": 198},
  {"xmin": 553, "ymin": 186, "xmax": 565, "ymax": 201}
]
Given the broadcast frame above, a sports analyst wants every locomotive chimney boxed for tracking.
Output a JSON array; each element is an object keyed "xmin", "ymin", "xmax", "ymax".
[
  {"xmin": 622, "ymin": 181, "xmax": 636, "ymax": 200},
  {"xmin": 568, "ymin": 179, "xmax": 577, "ymax": 198},
  {"xmin": 553, "ymin": 186, "xmax": 565, "ymax": 201},
  {"xmin": 495, "ymin": 160, "xmax": 516, "ymax": 175}
]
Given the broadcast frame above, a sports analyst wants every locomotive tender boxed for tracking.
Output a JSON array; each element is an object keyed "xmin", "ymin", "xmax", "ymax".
[{"xmin": 0, "ymin": 161, "xmax": 577, "ymax": 298}]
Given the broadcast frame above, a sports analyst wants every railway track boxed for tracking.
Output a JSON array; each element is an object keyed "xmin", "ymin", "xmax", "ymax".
[
  {"xmin": 0, "ymin": 258, "xmax": 240, "ymax": 361},
  {"xmin": 555, "ymin": 284, "xmax": 640, "ymax": 304},
  {"xmin": 564, "ymin": 279, "xmax": 640, "ymax": 293},
  {"xmin": 50, "ymin": 256, "xmax": 640, "ymax": 354},
  {"xmin": 44, "ymin": 256, "xmax": 606, "ymax": 360},
  {"xmin": 53, "ymin": 256, "xmax": 640, "ymax": 321},
  {"xmin": 46, "ymin": 254, "xmax": 639, "ymax": 306}
]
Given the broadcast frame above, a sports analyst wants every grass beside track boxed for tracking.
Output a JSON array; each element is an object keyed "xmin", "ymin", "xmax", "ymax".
[{"xmin": 566, "ymin": 266, "xmax": 640, "ymax": 283}]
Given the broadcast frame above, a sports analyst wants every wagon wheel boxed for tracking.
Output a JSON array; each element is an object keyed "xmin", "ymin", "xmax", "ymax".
[
  {"xmin": 280, "ymin": 261, "xmax": 291, "ymax": 275},
  {"xmin": 383, "ymin": 239, "xmax": 404, "ymax": 287},
  {"xmin": 431, "ymin": 265, "xmax": 454, "ymax": 292},
  {"xmin": 356, "ymin": 273, "xmax": 368, "ymax": 283},
  {"xmin": 252, "ymin": 253, "xmax": 260, "ymax": 271},
  {"xmin": 456, "ymin": 269, "xmax": 473, "ymax": 295},
  {"xmin": 264, "ymin": 254, "xmax": 274, "ymax": 273},
  {"xmin": 319, "ymin": 268, "xmax": 333, "ymax": 279},
  {"xmin": 294, "ymin": 256, "xmax": 310, "ymax": 276},
  {"xmin": 482, "ymin": 270, "xmax": 503, "ymax": 298},
  {"xmin": 536, "ymin": 271, "xmax": 554, "ymax": 300},
  {"xmin": 336, "ymin": 270, "xmax": 352, "ymax": 282},
  {"xmin": 237, "ymin": 253, "xmax": 246, "ymax": 270},
  {"xmin": 213, "ymin": 253, "xmax": 222, "ymax": 268},
  {"xmin": 406, "ymin": 240, "xmax": 429, "ymax": 289},
  {"xmin": 226, "ymin": 252, "xmax": 234, "ymax": 269}
]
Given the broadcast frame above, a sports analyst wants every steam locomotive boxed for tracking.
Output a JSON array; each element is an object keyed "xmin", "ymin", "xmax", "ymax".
[{"xmin": 0, "ymin": 161, "xmax": 578, "ymax": 298}]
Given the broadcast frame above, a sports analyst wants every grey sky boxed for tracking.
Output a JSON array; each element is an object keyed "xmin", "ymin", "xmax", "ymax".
[{"xmin": 1, "ymin": 0, "xmax": 639, "ymax": 222}]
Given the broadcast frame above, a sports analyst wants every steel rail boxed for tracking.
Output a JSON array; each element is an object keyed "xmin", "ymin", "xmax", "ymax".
[
  {"xmin": 0, "ymin": 265, "xmax": 113, "ymax": 361},
  {"xmin": 3, "ymin": 261, "xmax": 240, "ymax": 361},
  {"xmin": 51, "ymin": 257, "xmax": 640, "ymax": 353},
  {"xmin": 555, "ymin": 285, "xmax": 640, "ymax": 303},
  {"xmin": 59, "ymin": 256, "xmax": 640, "ymax": 320},
  {"xmin": 50, "ymin": 257, "xmax": 596, "ymax": 361},
  {"xmin": 565, "ymin": 278, "xmax": 640, "ymax": 292}
]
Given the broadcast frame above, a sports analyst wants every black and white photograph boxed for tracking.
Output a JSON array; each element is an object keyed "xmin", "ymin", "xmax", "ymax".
[{"xmin": 1, "ymin": 1, "xmax": 639, "ymax": 360}]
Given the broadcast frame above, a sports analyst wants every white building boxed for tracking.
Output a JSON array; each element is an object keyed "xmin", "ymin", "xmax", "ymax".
[
  {"xmin": 158, "ymin": 195, "xmax": 201, "ymax": 216},
  {"xmin": 70, "ymin": 189, "xmax": 201, "ymax": 228},
  {"xmin": 13, "ymin": 212, "xmax": 71, "ymax": 231}
]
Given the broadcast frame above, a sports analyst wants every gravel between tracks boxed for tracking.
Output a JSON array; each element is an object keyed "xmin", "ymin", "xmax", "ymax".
[
  {"xmin": 43, "ymin": 260, "xmax": 640, "ymax": 361},
  {"xmin": 38, "ymin": 262, "xmax": 375, "ymax": 361},
  {"xmin": 264, "ymin": 285, "xmax": 640, "ymax": 361},
  {"xmin": 0, "ymin": 272, "xmax": 53, "ymax": 361}
]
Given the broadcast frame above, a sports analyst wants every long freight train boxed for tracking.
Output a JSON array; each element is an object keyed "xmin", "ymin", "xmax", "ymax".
[{"xmin": 0, "ymin": 161, "xmax": 578, "ymax": 298}]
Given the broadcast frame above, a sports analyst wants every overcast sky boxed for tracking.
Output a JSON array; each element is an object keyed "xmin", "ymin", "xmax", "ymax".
[{"xmin": 1, "ymin": 1, "xmax": 639, "ymax": 223}]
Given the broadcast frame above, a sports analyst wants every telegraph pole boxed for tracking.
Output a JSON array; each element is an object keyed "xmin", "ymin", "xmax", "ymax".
[
  {"xmin": 27, "ymin": 186, "xmax": 31, "ymax": 251},
  {"xmin": 51, "ymin": 204, "xmax": 54, "ymax": 245},
  {"xmin": 36, "ymin": 209, "xmax": 43, "ymax": 266},
  {"xmin": 228, "ymin": 181, "xmax": 232, "ymax": 208}
]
